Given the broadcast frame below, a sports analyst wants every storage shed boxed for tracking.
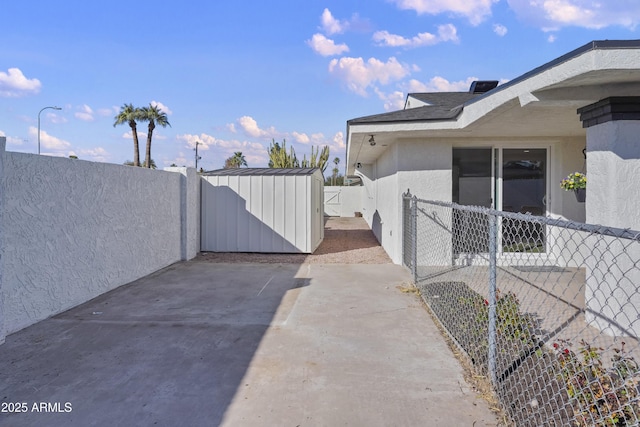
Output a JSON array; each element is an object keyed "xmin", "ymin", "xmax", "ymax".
[{"xmin": 201, "ymin": 168, "xmax": 324, "ymax": 253}]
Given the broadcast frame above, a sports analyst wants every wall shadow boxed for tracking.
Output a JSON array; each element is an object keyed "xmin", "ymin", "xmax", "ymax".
[
  {"xmin": 202, "ymin": 182, "xmax": 317, "ymax": 253},
  {"xmin": 0, "ymin": 261, "xmax": 310, "ymax": 426}
]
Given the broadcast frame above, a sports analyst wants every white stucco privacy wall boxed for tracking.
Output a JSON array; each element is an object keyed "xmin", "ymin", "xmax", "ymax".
[
  {"xmin": 0, "ymin": 138, "xmax": 5, "ymax": 343},
  {"xmin": 0, "ymin": 144, "xmax": 200, "ymax": 339},
  {"xmin": 323, "ymin": 186, "xmax": 363, "ymax": 217}
]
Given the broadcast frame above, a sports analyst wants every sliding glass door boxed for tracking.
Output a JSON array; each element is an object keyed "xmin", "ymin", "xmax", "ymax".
[
  {"xmin": 501, "ymin": 149, "xmax": 546, "ymax": 253},
  {"xmin": 452, "ymin": 147, "xmax": 547, "ymax": 255},
  {"xmin": 452, "ymin": 148, "xmax": 492, "ymax": 254}
]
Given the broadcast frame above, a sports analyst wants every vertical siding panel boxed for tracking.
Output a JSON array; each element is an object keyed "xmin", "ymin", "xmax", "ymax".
[
  {"xmin": 274, "ymin": 175, "xmax": 285, "ymax": 252},
  {"xmin": 295, "ymin": 174, "xmax": 308, "ymax": 252},
  {"xmin": 284, "ymin": 175, "xmax": 295, "ymax": 247},
  {"xmin": 215, "ymin": 176, "xmax": 223, "ymax": 251},
  {"xmin": 227, "ymin": 176, "xmax": 237, "ymax": 252},
  {"xmin": 238, "ymin": 175, "xmax": 249, "ymax": 252},
  {"xmin": 262, "ymin": 175, "xmax": 274, "ymax": 252},
  {"xmin": 249, "ymin": 175, "xmax": 261, "ymax": 252}
]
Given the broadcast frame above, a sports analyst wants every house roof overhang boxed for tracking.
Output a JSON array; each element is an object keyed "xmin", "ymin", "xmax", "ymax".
[{"xmin": 346, "ymin": 40, "xmax": 640, "ymax": 175}]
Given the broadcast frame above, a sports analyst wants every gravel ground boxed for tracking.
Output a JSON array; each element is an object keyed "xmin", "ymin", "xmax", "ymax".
[{"xmin": 199, "ymin": 216, "xmax": 392, "ymax": 264}]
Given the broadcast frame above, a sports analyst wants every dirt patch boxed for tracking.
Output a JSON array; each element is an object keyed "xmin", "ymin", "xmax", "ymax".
[{"xmin": 199, "ymin": 216, "xmax": 392, "ymax": 264}]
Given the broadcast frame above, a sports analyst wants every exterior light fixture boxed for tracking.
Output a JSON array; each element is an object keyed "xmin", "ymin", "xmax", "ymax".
[
  {"xmin": 369, "ymin": 135, "xmax": 376, "ymax": 146},
  {"xmin": 38, "ymin": 106, "xmax": 62, "ymax": 155}
]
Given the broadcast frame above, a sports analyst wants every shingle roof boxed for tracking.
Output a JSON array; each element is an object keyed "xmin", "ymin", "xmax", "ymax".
[
  {"xmin": 348, "ymin": 40, "xmax": 640, "ymax": 126},
  {"xmin": 347, "ymin": 92, "xmax": 481, "ymax": 125},
  {"xmin": 202, "ymin": 167, "xmax": 319, "ymax": 176}
]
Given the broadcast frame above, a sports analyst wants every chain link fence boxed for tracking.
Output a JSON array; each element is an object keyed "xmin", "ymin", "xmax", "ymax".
[{"xmin": 403, "ymin": 190, "xmax": 640, "ymax": 427}]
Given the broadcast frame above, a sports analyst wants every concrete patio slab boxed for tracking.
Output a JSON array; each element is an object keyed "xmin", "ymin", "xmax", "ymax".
[{"xmin": 0, "ymin": 261, "xmax": 499, "ymax": 426}]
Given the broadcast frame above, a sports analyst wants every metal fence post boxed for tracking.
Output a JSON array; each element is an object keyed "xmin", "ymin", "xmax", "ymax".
[
  {"xmin": 411, "ymin": 197, "xmax": 418, "ymax": 282},
  {"xmin": 488, "ymin": 212, "xmax": 497, "ymax": 386}
]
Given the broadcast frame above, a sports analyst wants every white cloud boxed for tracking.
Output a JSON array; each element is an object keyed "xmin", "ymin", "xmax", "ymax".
[
  {"xmin": 0, "ymin": 68, "xmax": 42, "ymax": 97},
  {"xmin": 548, "ymin": 34, "xmax": 557, "ymax": 42},
  {"xmin": 307, "ymin": 34, "xmax": 350, "ymax": 56},
  {"xmin": 28, "ymin": 126, "xmax": 71, "ymax": 150},
  {"xmin": 226, "ymin": 123, "xmax": 237, "ymax": 133},
  {"xmin": 98, "ymin": 107, "xmax": 117, "ymax": 117},
  {"xmin": 151, "ymin": 100, "xmax": 172, "ymax": 115},
  {"xmin": 235, "ymin": 116, "xmax": 279, "ymax": 138},
  {"xmin": 506, "ymin": 0, "xmax": 640, "ymax": 30},
  {"xmin": 292, "ymin": 131, "xmax": 311, "ymax": 144},
  {"xmin": 167, "ymin": 152, "xmax": 190, "ymax": 167},
  {"xmin": 321, "ymin": 8, "xmax": 348, "ymax": 35},
  {"xmin": 406, "ymin": 76, "xmax": 479, "ymax": 92},
  {"xmin": 374, "ymin": 88, "xmax": 406, "ymax": 111},
  {"xmin": 493, "ymin": 24, "xmax": 508, "ymax": 36},
  {"xmin": 49, "ymin": 112, "xmax": 67, "ymax": 124},
  {"xmin": 76, "ymin": 147, "xmax": 109, "ymax": 162},
  {"xmin": 176, "ymin": 133, "xmax": 220, "ymax": 150},
  {"xmin": 7, "ymin": 136, "xmax": 25, "ymax": 145},
  {"xmin": 404, "ymin": 79, "xmax": 429, "ymax": 93},
  {"xmin": 373, "ymin": 24, "xmax": 459, "ymax": 48},
  {"xmin": 122, "ymin": 130, "xmax": 147, "ymax": 139},
  {"xmin": 390, "ymin": 0, "xmax": 499, "ymax": 25},
  {"xmin": 332, "ymin": 132, "xmax": 345, "ymax": 149},
  {"xmin": 177, "ymin": 132, "xmax": 269, "ymax": 168},
  {"xmin": 75, "ymin": 104, "xmax": 94, "ymax": 122},
  {"xmin": 0, "ymin": 131, "xmax": 26, "ymax": 146},
  {"xmin": 319, "ymin": 8, "xmax": 371, "ymax": 34},
  {"xmin": 328, "ymin": 56, "xmax": 412, "ymax": 96}
]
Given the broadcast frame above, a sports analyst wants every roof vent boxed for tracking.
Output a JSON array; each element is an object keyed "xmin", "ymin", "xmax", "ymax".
[{"xmin": 469, "ymin": 80, "xmax": 499, "ymax": 94}]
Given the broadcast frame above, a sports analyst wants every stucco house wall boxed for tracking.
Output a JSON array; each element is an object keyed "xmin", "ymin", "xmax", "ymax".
[
  {"xmin": 0, "ymin": 140, "xmax": 199, "ymax": 340},
  {"xmin": 370, "ymin": 143, "xmax": 399, "ymax": 261},
  {"xmin": 345, "ymin": 40, "xmax": 640, "ymax": 337},
  {"xmin": 397, "ymin": 139, "xmax": 452, "ymax": 265}
]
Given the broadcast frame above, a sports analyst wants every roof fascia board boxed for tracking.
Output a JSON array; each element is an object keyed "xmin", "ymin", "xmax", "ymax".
[{"xmin": 456, "ymin": 48, "xmax": 640, "ymax": 128}]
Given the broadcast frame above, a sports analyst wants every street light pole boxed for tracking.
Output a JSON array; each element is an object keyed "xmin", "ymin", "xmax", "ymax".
[{"xmin": 38, "ymin": 106, "xmax": 62, "ymax": 154}]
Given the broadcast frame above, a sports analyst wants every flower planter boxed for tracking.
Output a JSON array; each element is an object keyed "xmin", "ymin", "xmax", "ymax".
[{"xmin": 574, "ymin": 188, "xmax": 586, "ymax": 203}]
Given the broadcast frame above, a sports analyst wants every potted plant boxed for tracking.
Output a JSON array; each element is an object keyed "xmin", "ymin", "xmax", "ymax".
[{"xmin": 560, "ymin": 172, "xmax": 586, "ymax": 202}]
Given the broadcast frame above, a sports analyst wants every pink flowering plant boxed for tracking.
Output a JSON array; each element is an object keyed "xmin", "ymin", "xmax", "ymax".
[
  {"xmin": 554, "ymin": 339, "xmax": 640, "ymax": 426},
  {"xmin": 561, "ymin": 172, "xmax": 587, "ymax": 191}
]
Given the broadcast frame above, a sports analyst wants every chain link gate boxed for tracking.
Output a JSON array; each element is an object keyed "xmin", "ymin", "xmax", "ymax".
[{"xmin": 402, "ymin": 191, "xmax": 640, "ymax": 426}]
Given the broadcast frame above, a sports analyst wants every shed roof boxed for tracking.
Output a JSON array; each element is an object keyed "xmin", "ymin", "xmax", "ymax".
[{"xmin": 203, "ymin": 167, "xmax": 320, "ymax": 176}]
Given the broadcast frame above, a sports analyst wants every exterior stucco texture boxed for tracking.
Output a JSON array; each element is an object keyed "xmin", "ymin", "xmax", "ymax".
[{"xmin": 1, "ymin": 149, "xmax": 199, "ymax": 336}]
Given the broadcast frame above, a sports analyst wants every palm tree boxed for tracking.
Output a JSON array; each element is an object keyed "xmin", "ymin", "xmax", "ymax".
[
  {"xmin": 140, "ymin": 104, "xmax": 171, "ymax": 168},
  {"xmin": 224, "ymin": 151, "xmax": 248, "ymax": 168},
  {"xmin": 113, "ymin": 103, "xmax": 142, "ymax": 166},
  {"xmin": 232, "ymin": 152, "xmax": 247, "ymax": 168},
  {"xmin": 333, "ymin": 157, "xmax": 340, "ymax": 186}
]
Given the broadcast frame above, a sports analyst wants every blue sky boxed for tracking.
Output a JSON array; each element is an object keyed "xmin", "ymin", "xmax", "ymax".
[{"xmin": 2, "ymin": 0, "xmax": 639, "ymax": 171}]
